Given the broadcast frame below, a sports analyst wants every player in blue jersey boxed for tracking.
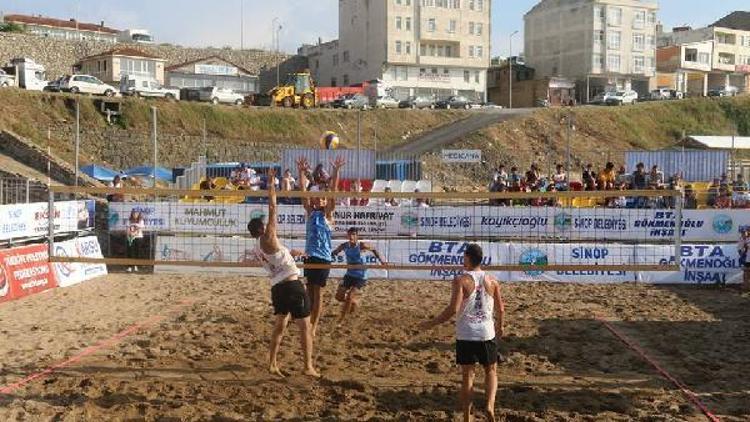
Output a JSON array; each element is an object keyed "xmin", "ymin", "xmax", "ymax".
[
  {"xmin": 332, "ymin": 227, "xmax": 387, "ymax": 326},
  {"xmin": 297, "ymin": 155, "xmax": 346, "ymax": 337}
]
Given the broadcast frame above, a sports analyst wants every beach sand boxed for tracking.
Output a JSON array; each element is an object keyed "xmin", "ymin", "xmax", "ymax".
[{"xmin": 0, "ymin": 274, "xmax": 747, "ymax": 421}]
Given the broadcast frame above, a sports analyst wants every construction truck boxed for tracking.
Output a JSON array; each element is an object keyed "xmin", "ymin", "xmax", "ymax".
[{"xmin": 268, "ymin": 72, "xmax": 316, "ymax": 108}]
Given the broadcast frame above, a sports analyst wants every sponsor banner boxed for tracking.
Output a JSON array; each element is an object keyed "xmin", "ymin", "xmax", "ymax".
[
  {"xmin": 507, "ymin": 243, "xmax": 637, "ymax": 283},
  {"xmin": 638, "ymin": 244, "xmax": 743, "ymax": 285},
  {"xmin": 53, "ymin": 236, "xmax": 108, "ymax": 288},
  {"xmin": 154, "ymin": 236, "xmax": 389, "ymax": 279},
  {"xmin": 0, "ymin": 200, "xmax": 94, "ymax": 241},
  {"xmin": 108, "ymin": 202, "xmax": 171, "ymax": 232},
  {"xmin": 442, "ymin": 149, "xmax": 482, "ymax": 163},
  {"xmin": 0, "ymin": 243, "xmax": 57, "ymax": 302},
  {"xmin": 386, "ymin": 240, "xmax": 510, "ymax": 282}
]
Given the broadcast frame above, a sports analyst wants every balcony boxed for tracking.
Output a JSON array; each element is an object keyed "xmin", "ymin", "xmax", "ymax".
[{"xmin": 417, "ymin": 55, "xmax": 487, "ymax": 68}]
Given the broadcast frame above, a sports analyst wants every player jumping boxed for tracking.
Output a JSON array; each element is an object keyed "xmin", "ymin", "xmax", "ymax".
[
  {"xmin": 246, "ymin": 168, "xmax": 319, "ymax": 378},
  {"xmin": 331, "ymin": 227, "xmax": 387, "ymax": 326},
  {"xmin": 419, "ymin": 244, "xmax": 505, "ymax": 422},
  {"xmin": 297, "ymin": 156, "xmax": 346, "ymax": 337}
]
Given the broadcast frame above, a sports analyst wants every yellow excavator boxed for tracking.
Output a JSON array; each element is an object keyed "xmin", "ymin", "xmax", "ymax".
[{"xmin": 268, "ymin": 72, "xmax": 316, "ymax": 108}]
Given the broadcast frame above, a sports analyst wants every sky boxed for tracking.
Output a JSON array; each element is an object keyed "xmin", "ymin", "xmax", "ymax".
[{"xmin": 1, "ymin": 0, "xmax": 748, "ymax": 56}]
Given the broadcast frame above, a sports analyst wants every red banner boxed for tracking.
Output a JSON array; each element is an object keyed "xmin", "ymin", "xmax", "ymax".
[{"xmin": 0, "ymin": 244, "xmax": 58, "ymax": 303}]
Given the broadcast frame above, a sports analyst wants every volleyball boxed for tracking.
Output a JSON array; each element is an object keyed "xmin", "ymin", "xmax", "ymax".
[{"xmin": 320, "ymin": 131, "xmax": 340, "ymax": 150}]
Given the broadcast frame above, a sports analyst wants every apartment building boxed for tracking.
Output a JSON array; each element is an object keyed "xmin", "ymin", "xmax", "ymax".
[
  {"xmin": 2, "ymin": 14, "xmax": 119, "ymax": 42},
  {"xmin": 524, "ymin": 0, "xmax": 659, "ymax": 102},
  {"xmin": 299, "ymin": 0, "xmax": 491, "ymax": 100},
  {"xmin": 658, "ymin": 12, "xmax": 750, "ymax": 95}
]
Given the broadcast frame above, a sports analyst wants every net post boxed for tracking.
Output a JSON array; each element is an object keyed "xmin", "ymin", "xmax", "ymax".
[
  {"xmin": 674, "ymin": 191, "xmax": 684, "ymax": 266},
  {"xmin": 47, "ymin": 188, "xmax": 55, "ymax": 259}
]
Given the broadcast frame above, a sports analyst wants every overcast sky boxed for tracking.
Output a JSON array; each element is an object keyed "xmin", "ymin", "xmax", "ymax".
[{"xmin": 2, "ymin": 0, "xmax": 747, "ymax": 56}]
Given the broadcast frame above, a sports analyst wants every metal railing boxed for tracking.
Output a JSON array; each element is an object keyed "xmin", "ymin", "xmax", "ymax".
[{"xmin": 0, "ymin": 177, "xmax": 49, "ymax": 205}]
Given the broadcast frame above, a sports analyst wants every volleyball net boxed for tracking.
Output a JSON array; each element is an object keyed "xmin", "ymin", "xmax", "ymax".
[{"xmin": 47, "ymin": 185, "xmax": 683, "ymax": 280}]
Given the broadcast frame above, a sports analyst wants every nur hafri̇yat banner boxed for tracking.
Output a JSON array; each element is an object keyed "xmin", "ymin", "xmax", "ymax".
[{"xmin": 0, "ymin": 243, "xmax": 58, "ymax": 303}]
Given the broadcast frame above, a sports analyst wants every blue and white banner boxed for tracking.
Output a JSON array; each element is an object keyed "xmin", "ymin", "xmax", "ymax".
[
  {"xmin": 0, "ymin": 200, "xmax": 94, "ymax": 242},
  {"xmin": 111, "ymin": 203, "xmax": 750, "ymax": 242},
  {"xmin": 638, "ymin": 244, "xmax": 744, "ymax": 285},
  {"xmin": 52, "ymin": 236, "xmax": 108, "ymax": 288}
]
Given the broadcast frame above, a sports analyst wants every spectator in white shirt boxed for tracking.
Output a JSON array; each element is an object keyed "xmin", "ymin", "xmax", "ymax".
[
  {"xmin": 383, "ymin": 187, "xmax": 399, "ymax": 207},
  {"xmin": 413, "ymin": 189, "xmax": 430, "ymax": 208},
  {"xmin": 552, "ymin": 164, "xmax": 567, "ymax": 190}
]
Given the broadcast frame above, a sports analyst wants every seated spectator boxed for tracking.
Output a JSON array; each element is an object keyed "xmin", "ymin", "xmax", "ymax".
[
  {"xmin": 733, "ymin": 174, "xmax": 749, "ymax": 192},
  {"xmin": 383, "ymin": 187, "xmax": 399, "ymax": 207},
  {"xmin": 349, "ymin": 180, "xmax": 369, "ymax": 206},
  {"xmin": 598, "ymin": 162, "xmax": 616, "ymax": 190},
  {"xmin": 632, "ymin": 163, "xmax": 648, "ymax": 190},
  {"xmin": 281, "ymin": 169, "xmax": 296, "ymax": 191},
  {"xmin": 525, "ymin": 164, "xmax": 540, "ymax": 187},
  {"xmin": 493, "ymin": 164, "xmax": 508, "ymax": 184},
  {"xmin": 509, "ymin": 167, "xmax": 522, "ymax": 184},
  {"xmin": 684, "ymin": 185, "xmax": 698, "ymax": 210},
  {"xmin": 707, "ymin": 178, "xmax": 721, "ymax": 207},
  {"xmin": 648, "ymin": 165, "xmax": 665, "ymax": 188},
  {"xmin": 732, "ymin": 178, "xmax": 749, "ymax": 208},
  {"xmin": 413, "ymin": 189, "xmax": 430, "ymax": 208},
  {"xmin": 247, "ymin": 168, "xmax": 262, "ymax": 191},
  {"xmin": 107, "ymin": 175, "xmax": 125, "ymax": 202},
  {"xmin": 545, "ymin": 184, "xmax": 563, "ymax": 207},
  {"xmin": 714, "ymin": 187, "xmax": 732, "ymax": 209},
  {"xmin": 199, "ymin": 177, "xmax": 217, "ymax": 201},
  {"xmin": 615, "ymin": 165, "xmax": 630, "ymax": 186},
  {"xmin": 720, "ymin": 173, "xmax": 730, "ymax": 189},
  {"xmin": 552, "ymin": 164, "xmax": 567, "ymax": 190},
  {"xmin": 582, "ymin": 163, "xmax": 597, "ymax": 191},
  {"xmin": 607, "ymin": 183, "xmax": 629, "ymax": 208}
]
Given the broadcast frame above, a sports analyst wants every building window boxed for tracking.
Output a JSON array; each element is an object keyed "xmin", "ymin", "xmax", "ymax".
[
  {"xmin": 741, "ymin": 35, "xmax": 750, "ymax": 47},
  {"xmin": 477, "ymin": 0, "xmax": 484, "ymax": 12},
  {"xmin": 468, "ymin": 0, "xmax": 475, "ymax": 10},
  {"xmin": 420, "ymin": 44, "xmax": 427, "ymax": 56},
  {"xmin": 331, "ymin": 77, "xmax": 337, "ymax": 87},
  {"xmin": 476, "ymin": 46, "xmax": 483, "ymax": 57},
  {"xmin": 647, "ymin": 35, "xmax": 655, "ymax": 49},
  {"xmin": 333, "ymin": 54, "xmax": 339, "ymax": 66},
  {"xmin": 469, "ymin": 22, "xmax": 475, "ymax": 35},
  {"xmin": 716, "ymin": 33, "xmax": 734, "ymax": 45},
  {"xmin": 593, "ymin": 5, "xmax": 605, "ymax": 20},
  {"xmin": 438, "ymin": 45, "xmax": 444, "ymax": 56},
  {"xmin": 698, "ymin": 52, "xmax": 710, "ymax": 64},
  {"xmin": 608, "ymin": 7, "xmax": 622, "ymax": 26},
  {"xmin": 430, "ymin": 44, "xmax": 436, "ymax": 56},
  {"xmin": 607, "ymin": 54, "xmax": 621, "ymax": 72},
  {"xmin": 396, "ymin": 41, "xmax": 402, "ymax": 54},
  {"xmin": 446, "ymin": 45, "xmax": 453, "ymax": 57},
  {"xmin": 406, "ymin": 0, "xmax": 411, "ymax": 5},
  {"xmin": 633, "ymin": 33, "xmax": 645, "ymax": 51},
  {"xmin": 468, "ymin": 46, "xmax": 475, "ymax": 57},
  {"xmin": 406, "ymin": 17, "xmax": 412, "ymax": 31},
  {"xmin": 607, "ymin": 31, "xmax": 621, "ymax": 50},
  {"xmin": 343, "ymin": 51, "xmax": 350, "ymax": 62},
  {"xmin": 592, "ymin": 53, "xmax": 603, "ymax": 71},
  {"xmin": 420, "ymin": 68, "xmax": 426, "ymax": 75},
  {"xmin": 594, "ymin": 30, "xmax": 605, "ymax": 48},
  {"xmin": 444, "ymin": 68, "xmax": 450, "ymax": 75},
  {"xmin": 396, "ymin": 0, "xmax": 401, "ymax": 4},
  {"xmin": 647, "ymin": 57, "xmax": 655, "ymax": 71},
  {"xmin": 464, "ymin": 70, "xmax": 470, "ymax": 83},
  {"xmin": 633, "ymin": 10, "xmax": 646, "ymax": 29},
  {"xmin": 406, "ymin": 42, "xmax": 412, "ymax": 54},
  {"xmin": 428, "ymin": 18, "xmax": 436, "ymax": 32},
  {"xmin": 396, "ymin": 17, "xmax": 402, "ymax": 30},
  {"xmin": 476, "ymin": 23, "xmax": 483, "ymax": 36},
  {"xmin": 633, "ymin": 56, "xmax": 644, "ymax": 73},
  {"xmin": 647, "ymin": 12, "xmax": 656, "ymax": 26},
  {"xmin": 474, "ymin": 71, "xmax": 480, "ymax": 83},
  {"xmin": 685, "ymin": 49, "xmax": 698, "ymax": 62},
  {"xmin": 343, "ymin": 74, "xmax": 350, "ymax": 85},
  {"xmin": 448, "ymin": 20, "xmax": 457, "ymax": 33},
  {"xmin": 718, "ymin": 53, "xmax": 735, "ymax": 65}
]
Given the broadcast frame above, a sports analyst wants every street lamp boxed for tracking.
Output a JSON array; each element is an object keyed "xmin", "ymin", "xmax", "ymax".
[
  {"xmin": 509, "ymin": 30, "xmax": 519, "ymax": 109},
  {"xmin": 272, "ymin": 18, "xmax": 283, "ymax": 87},
  {"xmin": 240, "ymin": 0, "xmax": 244, "ymax": 50}
]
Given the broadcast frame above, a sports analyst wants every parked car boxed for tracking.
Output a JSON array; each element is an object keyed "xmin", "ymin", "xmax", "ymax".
[
  {"xmin": 707, "ymin": 86, "xmax": 739, "ymax": 97},
  {"xmin": 60, "ymin": 75, "xmax": 118, "ymax": 97},
  {"xmin": 373, "ymin": 95, "xmax": 399, "ymax": 109},
  {"xmin": 331, "ymin": 93, "xmax": 370, "ymax": 109},
  {"xmin": 0, "ymin": 69, "xmax": 13, "ymax": 87},
  {"xmin": 605, "ymin": 90, "xmax": 639, "ymax": 106},
  {"xmin": 44, "ymin": 76, "xmax": 65, "ymax": 92},
  {"xmin": 650, "ymin": 88, "xmax": 684, "ymax": 100},
  {"xmin": 120, "ymin": 75, "xmax": 180, "ymax": 100},
  {"xmin": 436, "ymin": 95, "xmax": 475, "ymax": 109},
  {"xmin": 198, "ymin": 86, "xmax": 244, "ymax": 105},
  {"xmin": 481, "ymin": 102, "xmax": 503, "ymax": 109},
  {"xmin": 399, "ymin": 95, "xmax": 436, "ymax": 109},
  {"xmin": 589, "ymin": 91, "xmax": 617, "ymax": 105}
]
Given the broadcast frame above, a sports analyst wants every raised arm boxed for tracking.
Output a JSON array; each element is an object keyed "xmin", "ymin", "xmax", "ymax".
[
  {"xmin": 297, "ymin": 157, "xmax": 312, "ymax": 214},
  {"xmin": 261, "ymin": 168, "xmax": 281, "ymax": 252},
  {"xmin": 420, "ymin": 276, "xmax": 464, "ymax": 330},
  {"xmin": 325, "ymin": 156, "xmax": 347, "ymax": 215}
]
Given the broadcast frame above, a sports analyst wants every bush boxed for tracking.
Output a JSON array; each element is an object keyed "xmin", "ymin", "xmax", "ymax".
[{"xmin": 0, "ymin": 22, "xmax": 25, "ymax": 33}]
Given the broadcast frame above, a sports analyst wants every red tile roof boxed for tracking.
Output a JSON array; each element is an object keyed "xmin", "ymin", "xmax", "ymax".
[{"xmin": 3, "ymin": 14, "xmax": 120, "ymax": 34}]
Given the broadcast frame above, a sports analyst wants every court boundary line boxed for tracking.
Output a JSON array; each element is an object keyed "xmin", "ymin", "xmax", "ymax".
[
  {"xmin": 596, "ymin": 316, "xmax": 721, "ymax": 422},
  {"xmin": 0, "ymin": 298, "xmax": 196, "ymax": 395}
]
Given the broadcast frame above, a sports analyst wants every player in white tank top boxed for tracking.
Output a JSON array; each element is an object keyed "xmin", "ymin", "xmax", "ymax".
[
  {"xmin": 419, "ymin": 244, "xmax": 505, "ymax": 422},
  {"xmin": 246, "ymin": 168, "xmax": 319, "ymax": 379},
  {"xmin": 456, "ymin": 270, "xmax": 495, "ymax": 342}
]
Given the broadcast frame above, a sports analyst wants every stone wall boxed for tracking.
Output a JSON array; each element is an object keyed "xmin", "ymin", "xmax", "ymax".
[{"xmin": 0, "ymin": 32, "xmax": 291, "ymax": 79}]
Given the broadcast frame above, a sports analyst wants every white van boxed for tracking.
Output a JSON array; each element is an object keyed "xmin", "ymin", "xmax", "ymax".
[
  {"xmin": 120, "ymin": 75, "xmax": 180, "ymax": 100},
  {"xmin": 198, "ymin": 87, "xmax": 245, "ymax": 105}
]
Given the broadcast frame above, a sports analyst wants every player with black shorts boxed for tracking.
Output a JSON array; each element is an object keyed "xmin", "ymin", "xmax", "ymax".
[
  {"xmin": 246, "ymin": 168, "xmax": 319, "ymax": 378},
  {"xmin": 332, "ymin": 227, "xmax": 387, "ymax": 326},
  {"xmin": 297, "ymin": 156, "xmax": 346, "ymax": 337},
  {"xmin": 420, "ymin": 244, "xmax": 505, "ymax": 422}
]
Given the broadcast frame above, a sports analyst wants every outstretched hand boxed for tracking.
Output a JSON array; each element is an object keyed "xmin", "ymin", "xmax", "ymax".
[
  {"xmin": 296, "ymin": 157, "xmax": 310, "ymax": 173},
  {"xmin": 331, "ymin": 156, "xmax": 346, "ymax": 170},
  {"xmin": 267, "ymin": 167, "xmax": 277, "ymax": 179}
]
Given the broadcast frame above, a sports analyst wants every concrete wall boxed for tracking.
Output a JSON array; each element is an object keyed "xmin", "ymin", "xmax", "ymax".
[{"xmin": 0, "ymin": 32, "xmax": 287, "ymax": 80}]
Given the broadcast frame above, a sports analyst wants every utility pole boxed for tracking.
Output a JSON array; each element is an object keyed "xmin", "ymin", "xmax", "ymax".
[
  {"xmin": 509, "ymin": 30, "xmax": 519, "ymax": 109},
  {"xmin": 272, "ymin": 18, "xmax": 282, "ymax": 87},
  {"xmin": 74, "ymin": 100, "xmax": 80, "ymax": 189},
  {"xmin": 151, "ymin": 107, "xmax": 158, "ymax": 189},
  {"xmin": 240, "ymin": 0, "xmax": 244, "ymax": 50}
]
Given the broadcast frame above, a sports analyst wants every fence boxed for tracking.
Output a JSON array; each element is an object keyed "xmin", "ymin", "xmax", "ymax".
[{"xmin": 0, "ymin": 177, "xmax": 49, "ymax": 205}]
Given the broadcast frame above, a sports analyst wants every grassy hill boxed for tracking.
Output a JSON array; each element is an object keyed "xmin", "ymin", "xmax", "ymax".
[{"xmin": 0, "ymin": 89, "xmax": 749, "ymax": 188}]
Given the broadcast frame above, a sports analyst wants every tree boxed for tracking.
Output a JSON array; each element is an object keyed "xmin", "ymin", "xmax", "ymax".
[{"xmin": 0, "ymin": 22, "xmax": 25, "ymax": 33}]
